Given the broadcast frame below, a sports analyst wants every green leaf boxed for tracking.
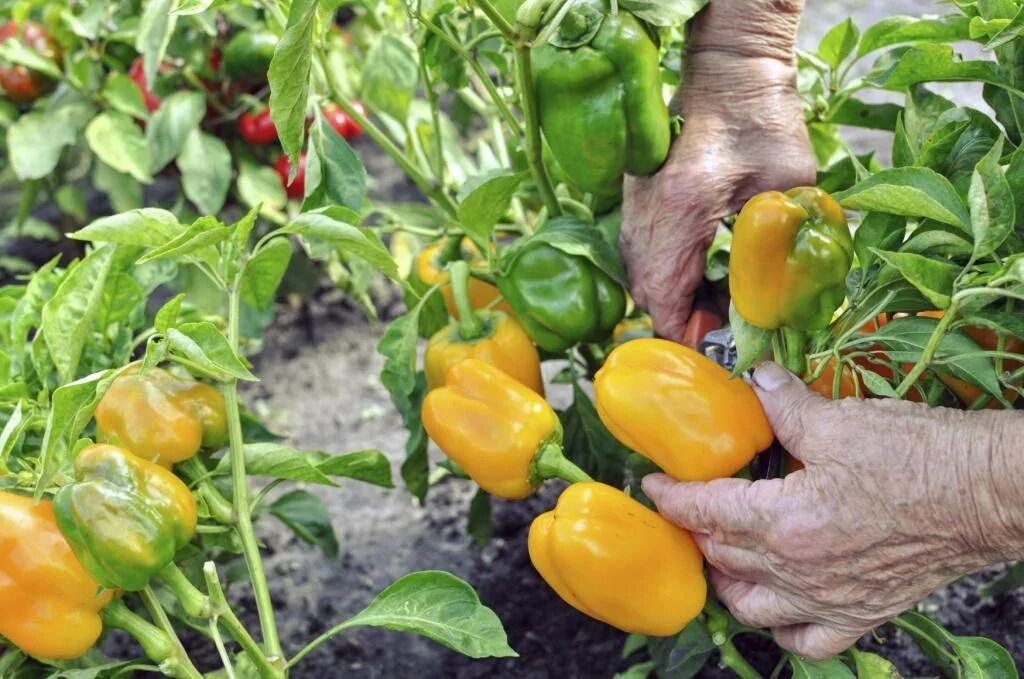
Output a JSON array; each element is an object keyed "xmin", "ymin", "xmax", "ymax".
[
  {"xmin": 560, "ymin": 383, "xmax": 630, "ymax": 487},
  {"xmin": 849, "ymin": 649, "xmax": 900, "ymax": 678},
  {"xmin": 876, "ymin": 317, "xmax": 1003, "ymax": 397},
  {"xmin": 135, "ymin": 0, "xmax": 176, "ymax": 86},
  {"xmin": 268, "ymin": 489, "xmax": 339, "ymax": 559},
  {"xmin": 866, "ymin": 44, "xmax": 1016, "ymax": 94},
  {"xmin": 456, "ymin": 170, "xmax": 526, "ymax": 247},
  {"xmin": 834, "ymin": 167, "xmax": 969, "ymax": 228},
  {"xmin": 86, "ymin": 112, "xmax": 152, "ymax": 183},
  {"xmin": 71, "ymin": 209, "xmax": 182, "ymax": 247},
  {"xmin": 789, "ymin": 656, "xmax": 855, "ymax": 679},
  {"xmin": 969, "ymin": 137, "xmax": 1014, "ymax": 259},
  {"xmin": 8, "ymin": 112, "xmax": 77, "ymax": 180},
  {"xmin": 894, "ymin": 611, "xmax": 1018, "ymax": 679},
  {"xmin": 102, "ymin": 72, "xmax": 149, "ymax": 120},
  {"xmin": 135, "ymin": 217, "xmax": 231, "ymax": 265},
  {"xmin": 872, "ymin": 250, "xmax": 958, "ymax": 308},
  {"xmin": 854, "ymin": 365, "xmax": 900, "ymax": 398},
  {"xmin": 36, "ymin": 370, "xmax": 117, "ymax": 498},
  {"xmin": 177, "ymin": 130, "xmax": 232, "ymax": 215},
  {"xmin": 172, "ymin": 0, "xmax": 218, "ymax": 15},
  {"xmin": 617, "ymin": 0, "xmax": 706, "ymax": 27},
  {"xmin": 0, "ymin": 37, "xmax": 62, "ymax": 79},
  {"xmin": 268, "ymin": 0, "xmax": 316, "ymax": 160},
  {"xmin": 985, "ymin": 6, "xmax": 1024, "ymax": 49},
  {"xmin": 147, "ymin": 91, "xmax": 207, "ymax": 173},
  {"xmin": 0, "ymin": 401, "xmax": 27, "ymax": 472},
  {"xmin": 854, "ymin": 212, "xmax": 906, "ymax": 269},
  {"xmin": 334, "ymin": 571, "xmax": 517, "ymax": 658},
  {"xmin": 282, "ymin": 209, "xmax": 398, "ymax": 280},
  {"xmin": 93, "ymin": 162, "xmax": 142, "ymax": 213},
  {"xmin": 241, "ymin": 238, "xmax": 292, "ymax": 309},
  {"xmin": 167, "ymin": 321, "xmax": 257, "ymax": 381},
  {"xmin": 467, "ymin": 489, "xmax": 493, "ymax": 548},
  {"xmin": 819, "ymin": 18, "xmax": 859, "ymax": 70},
  {"xmin": 238, "ymin": 159, "xmax": 288, "ymax": 219},
  {"xmin": 857, "ymin": 15, "xmax": 971, "ymax": 57},
  {"xmin": 729, "ymin": 303, "xmax": 772, "ymax": 376},
  {"xmin": 302, "ymin": 115, "xmax": 367, "ymax": 212},
  {"xmin": 362, "ymin": 35, "xmax": 418, "ymax": 121},
  {"xmin": 218, "ymin": 443, "xmax": 393, "ymax": 487},
  {"xmin": 154, "ymin": 293, "xmax": 185, "ymax": 334},
  {"xmin": 828, "ymin": 98, "xmax": 901, "ymax": 131},
  {"xmin": 41, "ymin": 246, "xmax": 117, "ymax": 382},
  {"xmin": 901, "ymin": 222, "xmax": 973, "ymax": 256}
]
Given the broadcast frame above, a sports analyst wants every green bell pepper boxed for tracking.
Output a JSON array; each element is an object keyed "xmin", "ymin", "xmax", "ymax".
[
  {"xmin": 223, "ymin": 30, "xmax": 278, "ymax": 82},
  {"xmin": 55, "ymin": 444, "xmax": 198, "ymax": 592},
  {"xmin": 531, "ymin": 0, "xmax": 670, "ymax": 197},
  {"xmin": 498, "ymin": 217, "xmax": 627, "ymax": 353}
]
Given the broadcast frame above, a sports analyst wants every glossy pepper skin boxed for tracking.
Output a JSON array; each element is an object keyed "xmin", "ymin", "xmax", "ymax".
[
  {"xmin": 595, "ymin": 338, "xmax": 773, "ymax": 481},
  {"xmin": 0, "ymin": 491, "xmax": 114, "ymax": 659},
  {"xmin": 529, "ymin": 482, "xmax": 706, "ymax": 636},
  {"xmin": 222, "ymin": 30, "xmax": 278, "ymax": 82},
  {"xmin": 95, "ymin": 366, "xmax": 228, "ymax": 467},
  {"xmin": 412, "ymin": 240, "xmax": 511, "ymax": 319},
  {"xmin": 611, "ymin": 315, "xmax": 654, "ymax": 345},
  {"xmin": 532, "ymin": 0, "xmax": 670, "ymax": 197},
  {"xmin": 498, "ymin": 218, "xmax": 627, "ymax": 353},
  {"xmin": 55, "ymin": 444, "xmax": 198, "ymax": 592},
  {"xmin": 425, "ymin": 311, "xmax": 544, "ymax": 395},
  {"xmin": 730, "ymin": 187, "xmax": 853, "ymax": 331},
  {"xmin": 422, "ymin": 359, "xmax": 561, "ymax": 499}
]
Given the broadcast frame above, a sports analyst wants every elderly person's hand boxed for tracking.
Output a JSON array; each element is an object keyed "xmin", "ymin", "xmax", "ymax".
[
  {"xmin": 621, "ymin": 0, "xmax": 816, "ymax": 341},
  {"xmin": 642, "ymin": 362, "xmax": 1024, "ymax": 660}
]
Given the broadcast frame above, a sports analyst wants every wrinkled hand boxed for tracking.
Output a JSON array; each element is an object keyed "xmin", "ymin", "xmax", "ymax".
[
  {"xmin": 621, "ymin": 2, "xmax": 816, "ymax": 341},
  {"xmin": 643, "ymin": 362, "xmax": 1024, "ymax": 660}
]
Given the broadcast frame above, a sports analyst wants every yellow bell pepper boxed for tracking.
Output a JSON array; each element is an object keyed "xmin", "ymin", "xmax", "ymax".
[
  {"xmin": 529, "ymin": 482, "xmax": 706, "ymax": 636},
  {"xmin": 594, "ymin": 338, "xmax": 773, "ymax": 481}
]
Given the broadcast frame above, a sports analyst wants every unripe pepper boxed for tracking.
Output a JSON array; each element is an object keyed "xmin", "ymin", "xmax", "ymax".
[
  {"xmin": 611, "ymin": 315, "xmax": 654, "ymax": 345},
  {"xmin": 529, "ymin": 482, "xmax": 706, "ymax": 636},
  {"xmin": 730, "ymin": 187, "xmax": 853, "ymax": 331},
  {"xmin": 422, "ymin": 359, "xmax": 587, "ymax": 499},
  {"xmin": 424, "ymin": 262, "xmax": 543, "ymax": 394},
  {"xmin": 411, "ymin": 237, "xmax": 511, "ymax": 319},
  {"xmin": 222, "ymin": 30, "xmax": 278, "ymax": 82},
  {"xmin": 0, "ymin": 491, "xmax": 114, "ymax": 659},
  {"xmin": 55, "ymin": 444, "xmax": 198, "ymax": 592},
  {"xmin": 95, "ymin": 366, "xmax": 227, "ymax": 467},
  {"xmin": 595, "ymin": 338, "xmax": 773, "ymax": 481},
  {"xmin": 531, "ymin": 0, "xmax": 670, "ymax": 196},
  {"xmin": 498, "ymin": 217, "xmax": 627, "ymax": 353}
]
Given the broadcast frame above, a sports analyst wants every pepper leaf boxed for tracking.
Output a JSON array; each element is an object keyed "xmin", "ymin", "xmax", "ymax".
[
  {"xmin": 268, "ymin": 490, "xmax": 339, "ymax": 559},
  {"xmin": 969, "ymin": 137, "xmax": 1014, "ymax": 259},
  {"xmin": 456, "ymin": 170, "xmax": 526, "ymax": 249},
  {"xmin": 217, "ymin": 443, "xmax": 393, "ymax": 488},
  {"xmin": 617, "ymin": 0, "xmax": 707, "ymax": 27},
  {"xmin": 361, "ymin": 35, "xmax": 419, "ymax": 122},
  {"xmin": 331, "ymin": 571, "xmax": 517, "ymax": 659},
  {"xmin": 729, "ymin": 303, "xmax": 772, "ymax": 377},
  {"xmin": 167, "ymin": 321, "xmax": 257, "ymax": 381},
  {"xmin": 871, "ymin": 250, "xmax": 959, "ymax": 308},
  {"xmin": 268, "ymin": 0, "xmax": 316, "ymax": 161},
  {"xmin": 241, "ymin": 238, "xmax": 293, "ymax": 310},
  {"xmin": 302, "ymin": 114, "xmax": 367, "ymax": 213},
  {"xmin": 71, "ymin": 208, "xmax": 182, "ymax": 247},
  {"xmin": 834, "ymin": 167, "xmax": 969, "ymax": 228},
  {"xmin": 789, "ymin": 656, "xmax": 855, "ymax": 678}
]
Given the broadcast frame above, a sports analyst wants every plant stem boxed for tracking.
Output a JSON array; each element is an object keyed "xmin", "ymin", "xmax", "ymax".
[
  {"xmin": 704, "ymin": 599, "xmax": 763, "ymax": 679},
  {"xmin": 203, "ymin": 562, "xmax": 285, "ymax": 679},
  {"xmin": 470, "ymin": 0, "xmax": 519, "ymax": 41},
  {"xmin": 513, "ymin": 45, "xmax": 561, "ymax": 217},
  {"xmin": 140, "ymin": 587, "xmax": 204, "ymax": 679},
  {"xmin": 223, "ymin": 284, "xmax": 284, "ymax": 666},
  {"xmin": 158, "ymin": 564, "xmax": 211, "ymax": 619},
  {"xmin": 101, "ymin": 599, "xmax": 187, "ymax": 678},
  {"xmin": 895, "ymin": 303, "xmax": 958, "ymax": 397},
  {"xmin": 532, "ymin": 441, "xmax": 592, "ymax": 485},
  {"xmin": 180, "ymin": 457, "xmax": 235, "ymax": 525},
  {"xmin": 416, "ymin": 50, "xmax": 446, "ymax": 186},
  {"xmin": 315, "ymin": 51, "xmax": 458, "ymax": 218},
  {"xmin": 450, "ymin": 261, "xmax": 487, "ymax": 338},
  {"xmin": 779, "ymin": 328, "xmax": 807, "ymax": 376}
]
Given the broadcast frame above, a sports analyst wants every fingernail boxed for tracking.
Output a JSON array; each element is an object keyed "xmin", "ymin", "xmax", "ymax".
[
  {"xmin": 752, "ymin": 362, "xmax": 793, "ymax": 392},
  {"xmin": 641, "ymin": 473, "xmax": 673, "ymax": 498}
]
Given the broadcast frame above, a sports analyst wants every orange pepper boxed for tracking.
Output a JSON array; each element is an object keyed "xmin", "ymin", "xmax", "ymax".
[{"xmin": 414, "ymin": 240, "xmax": 512, "ymax": 319}]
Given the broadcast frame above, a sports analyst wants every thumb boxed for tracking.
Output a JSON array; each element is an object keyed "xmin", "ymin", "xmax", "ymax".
[{"xmin": 751, "ymin": 362, "xmax": 827, "ymax": 462}]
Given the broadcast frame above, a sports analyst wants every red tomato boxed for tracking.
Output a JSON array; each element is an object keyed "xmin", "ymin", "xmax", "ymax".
[
  {"xmin": 322, "ymin": 101, "xmax": 365, "ymax": 140},
  {"xmin": 275, "ymin": 153, "xmax": 306, "ymax": 200},
  {"xmin": 129, "ymin": 57, "xmax": 162, "ymax": 112},
  {"xmin": 238, "ymin": 109, "xmax": 277, "ymax": 145},
  {"xmin": 0, "ymin": 20, "xmax": 60, "ymax": 103}
]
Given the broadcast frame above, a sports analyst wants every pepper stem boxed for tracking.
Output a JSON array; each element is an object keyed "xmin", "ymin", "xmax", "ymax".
[
  {"xmin": 704, "ymin": 598, "xmax": 763, "ymax": 679},
  {"xmin": 439, "ymin": 234, "xmax": 464, "ymax": 263},
  {"xmin": 532, "ymin": 441, "xmax": 593, "ymax": 485},
  {"xmin": 450, "ymin": 260, "xmax": 487, "ymax": 340},
  {"xmin": 777, "ymin": 328, "xmax": 807, "ymax": 376}
]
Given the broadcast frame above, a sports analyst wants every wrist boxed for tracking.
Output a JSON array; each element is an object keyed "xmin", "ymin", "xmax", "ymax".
[
  {"xmin": 952, "ymin": 411, "xmax": 1024, "ymax": 565},
  {"xmin": 686, "ymin": 0, "xmax": 804, "ymax": 62}
]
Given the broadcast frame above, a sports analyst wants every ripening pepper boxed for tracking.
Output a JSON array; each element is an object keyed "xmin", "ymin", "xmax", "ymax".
[
  {"xmin": 411, "ymin": 238, "xmax": 512, "ymax": 319},
  {"xmin": 498, "ymin": 217, "xmax": 627, "ymax": 353},
  {"xmin": 529, "ymin": 482, "xmax": 706, "ymax": 636},
  {"xmin": 222, "ymin": 30, "xmax": 278, "ymax": 82},
  {"xmin": 612, "ymin": 315, "xmax": 654, "ymax": 345},
  {"xmin": 0, "ymin": 491, "xmax": 114, "ymax": 659},
  {"xmin": 55, "ymin": 444, "xmax": 198, "ymax": 592},
  {"xmin": 730, "ymin": 187, "xmax": 853, "ymax": 331},
  {"xmin": 422, "ymin": 359, "xmax": 567, "ymax": 499},
  {"xmin": 595, "ymin": 338, "xmax": 773, "ymax": 481},
  {"xmin": 530, "ymin": 0, "xmax": 670, "ymax": 196},
  {"xmin": 95, "ymin": 365, "xmax": 228, "ymax": 467}
]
